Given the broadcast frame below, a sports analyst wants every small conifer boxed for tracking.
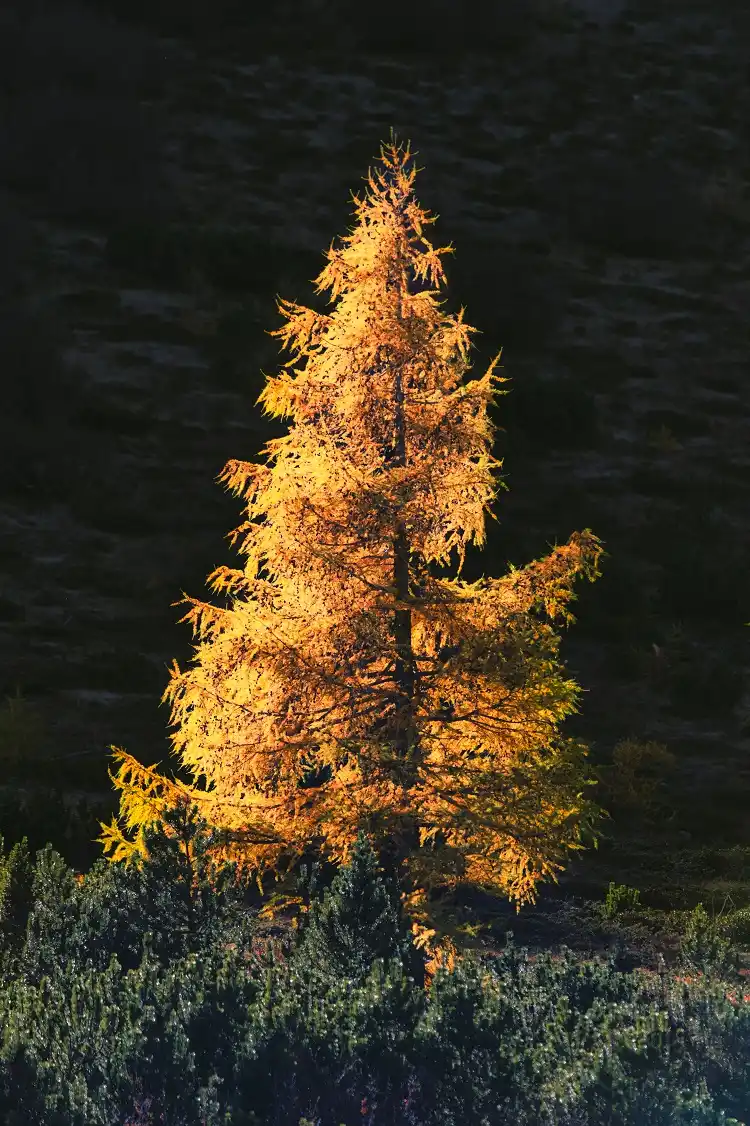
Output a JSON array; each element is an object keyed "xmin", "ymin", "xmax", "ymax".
[{"xmin": 292, "ymin": 828, "xmax": 422, "ymax": 986}]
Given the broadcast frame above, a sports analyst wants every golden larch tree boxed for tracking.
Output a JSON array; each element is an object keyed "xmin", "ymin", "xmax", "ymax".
[{"xmin": 98, "ymin": 133, "xmax": 607, "ymax": 948}]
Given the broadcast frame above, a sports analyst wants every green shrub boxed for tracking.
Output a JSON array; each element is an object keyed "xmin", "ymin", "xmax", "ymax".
[
  {"xmin": 603, "ymin": 881, "xmax": 642, "ymax": 920},
  {"xmin": 2, "ymin": 817, "xmax": 750, "ymax": 1124},
  {"xmin": 678, "ymin": 903, "xmax": 740, "ymax": 981},
  {"xmin": 290, "ymin": 829, "xmax": 425, "ymax": 990},
  {"xmin": 0, "ymin": 836, "xmax": 34, "ymax": 975},
  {"xmin": 718, "ymin": 908, "xmax": 750, "ymax": 947},
  {"xmin": 413, "ymin": 939, "xmax": 750, "ymax": 1126},
  {"xmin": 596, "ymin": 736, "xmax": 677, "ymax": 821}
]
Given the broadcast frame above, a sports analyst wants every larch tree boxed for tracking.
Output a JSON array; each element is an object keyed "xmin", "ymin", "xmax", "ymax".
[{"xmin": 98, "ymin": 134, "xmax": 607, "ymax": 951}]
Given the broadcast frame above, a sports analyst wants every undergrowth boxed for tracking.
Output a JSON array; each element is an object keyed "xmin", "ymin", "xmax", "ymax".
[{"xmin": 0, "ymin": 805, "xmax": 748, "ymax": 1125}]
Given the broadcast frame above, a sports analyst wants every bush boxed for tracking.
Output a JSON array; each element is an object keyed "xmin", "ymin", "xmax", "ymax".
[
  {"xmin": 291, "ymin": 829, "xmax": 425, "ymax": 990},
  {"xmin": 412, "ymin": 939, "xmax": 750, "ymax": 1126},
  {"xmin": 0, "ymin": 836, "xmax": 34, "ymax": 974},
  {"xmin": 596, "ymin": 736, "xmax": 677, "ymax": 820},
  {"xmin": 718, "ymin": 908, "xmax": 750, "ymax": 947},
  {"xmin": 0, "ymin": 909, "xmax": 748, "ymax": 1123},
  {"xmin": 2, "ymin": 816, "xmax": 750, "ymax": 1124},
  {"xmin": 603, "ymin": 881, "xmax": 642, "ymax": 920},
  {"xmin": 678, "ymin": 903, "xmax": 740, "ymax": 982}
]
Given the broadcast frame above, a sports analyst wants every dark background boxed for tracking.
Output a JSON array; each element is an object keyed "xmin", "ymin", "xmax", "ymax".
[{"xmin": 0, "ymin": 0, "xmax": 748, "ymax": 956}]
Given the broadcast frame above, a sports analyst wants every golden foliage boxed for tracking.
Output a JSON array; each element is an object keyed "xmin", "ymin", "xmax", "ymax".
[{"xmin": 101, "ymin": 132, "xmax": 608, "ymax": 944}]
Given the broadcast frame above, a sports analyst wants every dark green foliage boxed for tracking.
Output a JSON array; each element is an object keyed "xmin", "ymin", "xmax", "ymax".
[
  {"xmin": 0, "ymin": 939, "xmax": 254, "ymax": 1125},
  {"xmin": 411, "ymin": 938, "xmax": 750, "ymax": 1126},
  {"xmin": 0, "ymin": 836, "xmax": 34, "ymax": 976},
  {"xmin": 291, "ymin": 830, "xmax": 424, "ymax": 990},
  {"xmin": 604, "ymin": 881, "xmax": 642, "ymax": 920},
  {"xmin": 0, "ymin": 803, "xmax": 265, "ymax": 1122},
  {"xmin": 17, "ymin": 800, "xmax": 259, "ymax": 985},
  {"xmin": 227, "ymin": 953, "xmax": 424, "ymax": 1126},
  {"xmin": 0, "ymin": 847, "xmax": 749, "ymax": 1126},
  {"xmin": 0, "ymin": 809, "xmax": 748, "ymax": 1124},
  {"xmin": 678, "ymin": 904, "xmax": 740, "ymax": 981}
]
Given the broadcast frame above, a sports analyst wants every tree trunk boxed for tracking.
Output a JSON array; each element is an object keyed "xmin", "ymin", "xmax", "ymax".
[{"xmin": 390, "ymin": 353, "xmax": 418, "ymax": 788}]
